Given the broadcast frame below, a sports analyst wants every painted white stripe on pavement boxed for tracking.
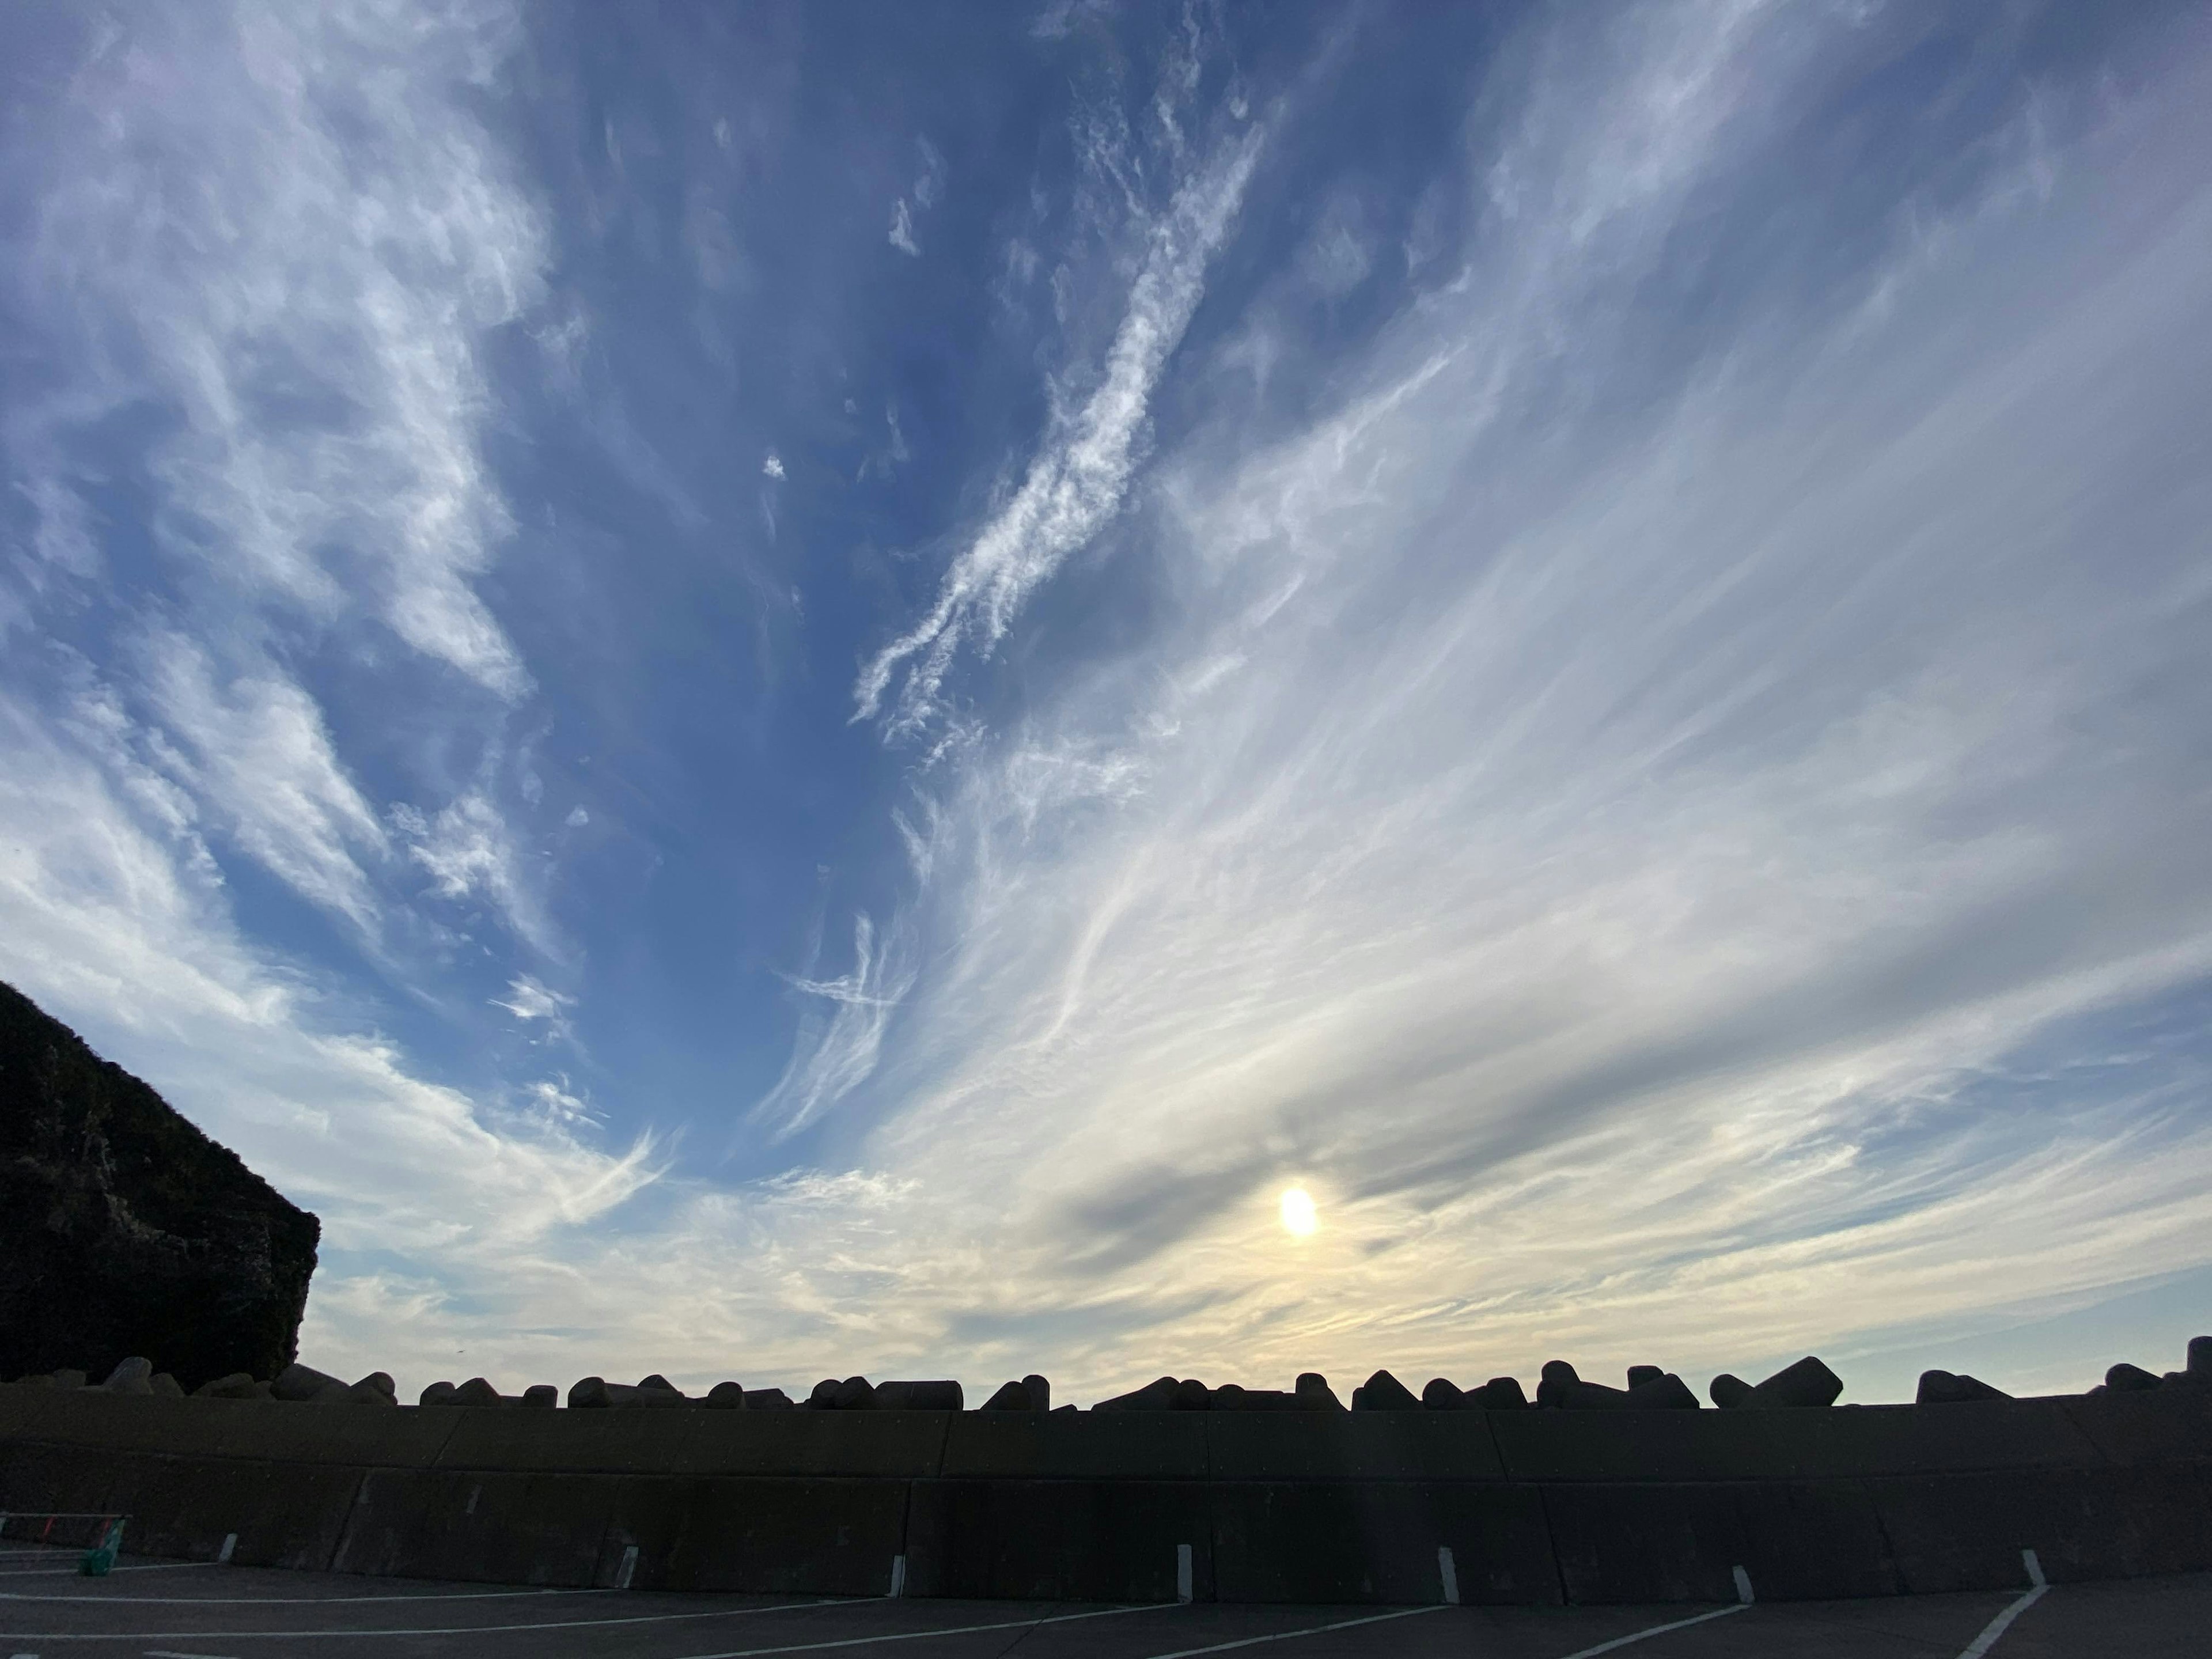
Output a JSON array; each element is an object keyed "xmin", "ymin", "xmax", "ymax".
[
  {"xmin": 673, "ymin": 1600, "xmax": 1179, "ymax": 1659},
  {"xmin": 0, "ymin": 1594, "xmax": 831, "ymax": 1641},
  {"xmin": 5, "ymin": 1587, "xmax": 598, "ymax": 1605},
  {"xmin": 0, "ymin": 1564, "xmax": 220, "ymax": 1579},
  {"xmin": 1555, "ymin": 1603, "xmax": 1750, "ymax": 1658},
  {"xmin": 1137, "ymin": 1604, "xmax": 1450, "ymax": 1659},
  {"xmin": 1956, "ymin": 1550, "xmax": 2050, "ymax": 1659}
]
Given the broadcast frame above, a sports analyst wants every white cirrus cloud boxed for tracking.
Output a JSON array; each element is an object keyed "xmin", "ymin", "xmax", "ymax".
[
  {"xmin": 397, "ymin": 790, "xmax": 561, "ymax": 958},
  {"xmin": 139, "ymin": 632, "xmax": 389, "ymax": 934},
  {"xmin": 16, "ymin": 1, "xmax": 547, "ymax": 698},
  {"xmin": 854, "ymin": 84, "xmax": 1266, "ymax": 734},
  {"xmin": 793, "ymin": 5, "xmax": 2212, "ymax": 1404}
]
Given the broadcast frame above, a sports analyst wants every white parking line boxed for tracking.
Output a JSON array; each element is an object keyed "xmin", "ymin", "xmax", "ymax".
[
  {"xmin": 0, "ymin": 1565, "xmax": 219, "ymax": 1580},
  {"xmin": 3, "ymin": 1588, "xmax": 601, "ymax": 1605},
  {"xmin": 1555, "ymin": 1603, "xmax": 1751, "ymax": 1658},
  {"xmin": 0, "ymin": 1594, "xmax": 831, "ymax": 1641},
  {"xmin": 1956, "ymin": 1551, "xmax": 2049, "ymax": 1659},
  {"xmin": 1135, "ymin": 1604, "xmax": 1449, "ymax": 1658},
  {"xmin": 672, "ymin": 1601, "xmax": 1177, "ymax": 1659}
]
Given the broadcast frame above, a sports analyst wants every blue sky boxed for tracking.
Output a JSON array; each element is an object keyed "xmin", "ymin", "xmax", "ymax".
[{"xmin": 3, "ymin": 0, "xmax": 2209, "ymax": 1405}]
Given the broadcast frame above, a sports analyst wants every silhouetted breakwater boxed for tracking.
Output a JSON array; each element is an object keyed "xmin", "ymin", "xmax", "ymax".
[
  {"xmin": 5, "ymin": 1338, "xmax": 2209, "ymax": 1605},
  {"xmin": 20, "ymin": 1335, "xmax": 2209, "ymax": 1417}
]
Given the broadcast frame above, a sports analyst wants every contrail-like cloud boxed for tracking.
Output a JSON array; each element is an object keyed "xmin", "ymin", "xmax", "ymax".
[{"xmin": 854, "ymin": 121, "xmax": 1266, "ymax": 737}]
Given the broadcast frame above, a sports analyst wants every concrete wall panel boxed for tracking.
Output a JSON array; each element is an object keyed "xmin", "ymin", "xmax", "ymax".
[
  {"xmin": 1542, "ymin": 1483, "xmax": 1749, "ymax": 1604},
  {"xmin": 940, "ymin": 1412, "xmax": 1209, "ymax": 1480},
  {"xmin": 436, "ymin": 1408, "xmax": 949, "ymax": 1479},
  {"xmin": 906, "ymin": 1478, "xmax": 1210, "ymax": 1603},
  {"xmin": 644, "ymin": 1476, "xmax": 912, "ymax": 1594},
  {"xmin": 332, "ymin": 1467, "xmax": 615, "ymax": 1586},
  {"xmin": 1210, "ymin": 1480, "xmax": 1555, "ymax": 1605},
  {"xmin": 1206, "ymin": 1413, "xmax": 1506, "ymax": 1482},
  {"xmin": 2062, "ymin": 1388, "xmax": 2212, "ymax": 1467},
  {"xmin": 1728, "ymin": 1479, "xmax": 1902, "ymax": 1601}
]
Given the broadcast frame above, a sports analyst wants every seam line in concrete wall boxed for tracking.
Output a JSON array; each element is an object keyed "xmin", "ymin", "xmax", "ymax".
[
  {"xmin": 324, "ymin": 1467, "xmax": 371, "ymax": 1574},
  {"xmin": 1533, "ymin": 1483, "xmax": 1573, "ymax": 1607},
  {"xmin": 320, "ymin": 1478, "xmax": 367, "ymax": 1575},
  {"xmin": 894, "ymin": 1477, "xmax": 916, "ymax": 1597}
]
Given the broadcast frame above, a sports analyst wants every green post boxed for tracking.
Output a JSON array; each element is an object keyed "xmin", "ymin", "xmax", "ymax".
[{"xmin": 79, "ymin": 1516, "xmax": 124, "ymax": 1576}]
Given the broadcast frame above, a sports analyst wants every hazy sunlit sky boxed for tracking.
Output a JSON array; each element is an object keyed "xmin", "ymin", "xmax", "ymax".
[{"xmin": 3, "ymin": 0, "xmax": 2209, "ymax": 1406}]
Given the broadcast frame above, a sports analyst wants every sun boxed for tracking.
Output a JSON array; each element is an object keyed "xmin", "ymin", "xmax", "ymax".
[{"xmin": 1279, "ymin": 1187, "xmax": 1318, "ymax": 1236}]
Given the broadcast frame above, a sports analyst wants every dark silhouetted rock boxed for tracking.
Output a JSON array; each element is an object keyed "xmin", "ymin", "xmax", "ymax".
[
  {"xmin": 830, "ymin": 1376, "xmax": 876, "ymax": 1411},
  {"xmin": 1626, "ymin": 1365, "xmax": 1663, "ymax": 1391},
  {"xmin": 1170, "ymin": 1377, "xmax": 1211, "ymax": 1411},
  {"xmin": 150, "ymin": 1372, "xmax": 184, "ymax": 1398},
  {"xmin": 1536, "ymin": 1361, "xmax": 1580, "ymax": 1410},
  {"xmin": 704, "ymin": 1381, "xmax": 747, "ymax": 1410},
  {"xmin": 1709, "ymin": 1373, "xmax": 1754, "ymax": 1408},
  {"xmin": 1564, "ymin": 1381, "xmax": 1633, "ymax": 1409},
  {"xmin": 982, "ymin": 1380, "xmax": 1057, "ymax": 1415},
  {"xmin": 1094, "ymin": 1376, "xmax": 1180, "ymax": 1412},
  {"xmin": 1468, "ymin": 1376, "xmax": 1529, "ymax": 1411},
  {"xmin": 1294, "ymin": 1373, "xmax": 1344, "ymax": 1411},
  {"xmin": 1748, "ymin": 1356, "xmax": 1843, "ymax": 1408},
  {"xmin": 1352, "ymin": 1369, "xmax": 1421, "ymax": 1411},
  {"xmin": 807, "ymin": 1378, "xmax": 841, "ymax": 1410},
  {"xmin": 1626, "ymin": 1372, "xmax": 1699, "ymax": 1410},
  {"xmin": 1422, "ymin": 1377, "xmax": 1467, "ymax": 1411},
  {"xmin": 198, "ymin": 1372, "xmax": 260, "ymax": 1400},
  {"xmin": 1533, "ymin": 1360, "xmax": 1646, "ymax": 1410},
  {"xmin": 743, "ymin": 1388, "xmax": 794, "ymax": 1410},
  {"xmin": 102, "ymin": 1357, "xmax": 153, "ymax": 1395},
  {"xmin": 453, "ymin": 1377, "xmax": 503, "ymax": 1408},
  {"xmin": 349, "ymin": 1372, "xmax": 396, "ymax": 1406},
  {"xmin": 1210, "ymin": 1382, "xmax": 1248, "ymax": 1411},
  {"xmin": 2106, "ymin": 1363, "xmax": 2161, "ymax": 1393},
  {"xmin": 637, "ymin": 1374, "xmax": 688, "ymax": 1402},
  {"xmin": 873, "ymin": 1380, "xmax": 963, "ymax": 1411},
  {"xmin": 1918, "ymin": 1369, "xmax": 2010, "ymax": 1404},
  {"xmin": 521, "ymin": 1384, "xmax": 558, "ymax": 1409},
  {"xmin": 572, "ymin": 1377, "xmax": 630, "ymax": 1408},
  {"xmin": 421, "ymin": 1380, "xmax": 459, "ymax": 1407},
  {"xmin": 0, "ymin": 980, "xmax": 320, "ymax": 1391},
  {"xmin": 2190, "ymin": 1336, "xmax": 2211, "ymax": 1377},
  {"xmin": 274, "ymin": 1363, "xmax": 345, "ymax": 1403}
]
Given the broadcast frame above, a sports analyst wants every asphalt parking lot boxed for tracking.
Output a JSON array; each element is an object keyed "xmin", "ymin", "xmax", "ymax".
[{"xmin": 1, "ymin": 1545, "xmax": 2203, "ymax": 1658}]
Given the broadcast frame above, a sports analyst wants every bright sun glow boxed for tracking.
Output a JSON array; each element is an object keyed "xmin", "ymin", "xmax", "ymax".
[{"xmin": 1279, "ymin": 1187, "xmax": 1317, "ymax": 1236}]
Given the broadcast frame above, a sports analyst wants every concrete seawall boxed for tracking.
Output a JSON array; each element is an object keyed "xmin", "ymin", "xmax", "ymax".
[{"xmin": 4, "ymin": 1382, "xmax": 2207, "ymax": 1604}]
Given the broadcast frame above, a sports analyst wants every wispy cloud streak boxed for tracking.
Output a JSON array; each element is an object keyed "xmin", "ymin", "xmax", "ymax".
[
  {"xmin": 751, "ymin": 915, "xmax": 916, "ymax": 1141},
  {"xmin": 854, "ymin": 113, "xmax": 1264, "ymax": 734}
]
